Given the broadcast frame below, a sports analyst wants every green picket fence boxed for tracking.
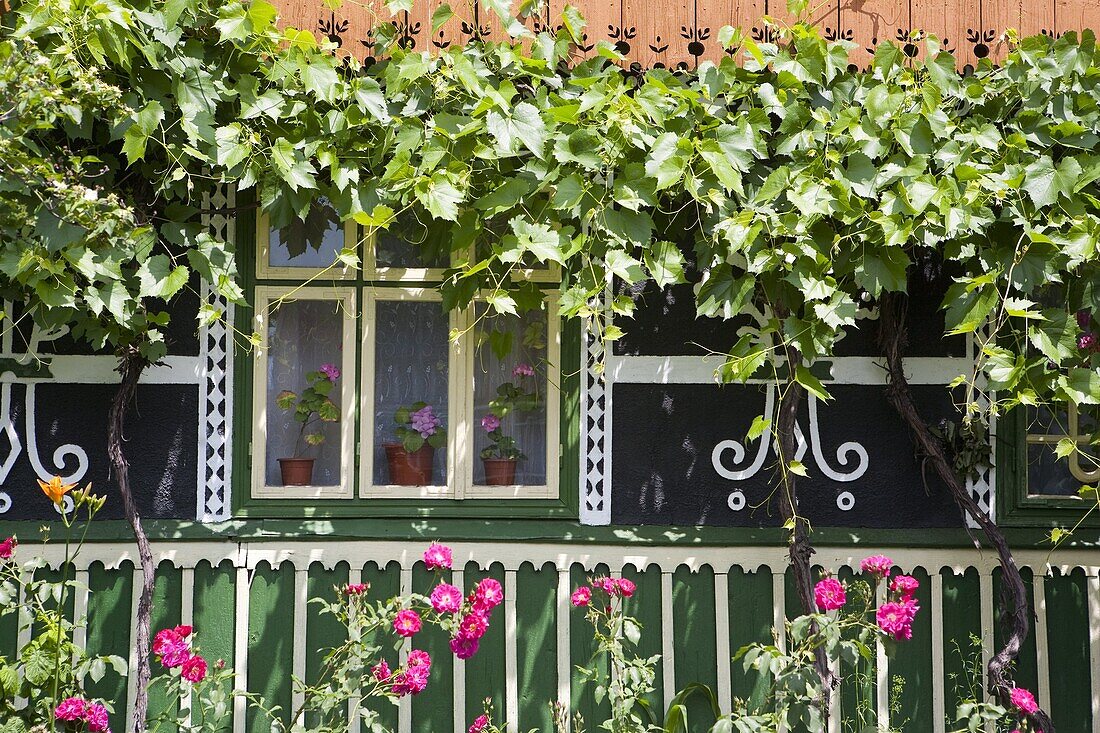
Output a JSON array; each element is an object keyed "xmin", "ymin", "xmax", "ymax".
[{"xmin": 4, "ymin": 541, "xmax": 1098, "ymax": 733}]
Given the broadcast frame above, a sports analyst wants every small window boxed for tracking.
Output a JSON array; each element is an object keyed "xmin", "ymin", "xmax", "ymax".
[
  {"xmin": 251, "ymin": 286, "xmax": 357, "ymax": 499},
  {"xmin": 249, "ymin": 210, "xmax": 563, "ymax": 504},
  {"xmin": 256, "ymin": 200, "xmax": 357, "ymax": 279},
  {"xmin": 1024, "ymin": 404, "xmax": 1100, "ymax": 496}
]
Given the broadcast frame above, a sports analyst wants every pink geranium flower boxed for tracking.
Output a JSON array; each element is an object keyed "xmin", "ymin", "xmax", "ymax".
[
  {"xmin": 394, "ymin": 609, "xmax": 422, "ymax": 637},
  {"xmin": 319, "ymin": 363, "xmax": 341, "ymax": 381},
  {"xmin": 814, "ymin": 578, "xmax": 846, "ymax": 611},
  {"xmin": 571, "ymin": 586, "xmax": 592, "ymax": 607},
  {"xmin": 424, "ymin": 543, "xmax": 453, "ymax": 571},
  {"xmin": 481, "ymin": 414, "xmax": 501, "ymax": 433},
  {"xmin": 182, "ymin": 654, "xmax": 208, "ymax": 683},
  {"xmin": 430, "ymin": 583, "xmax": 464, "ymax": 614},
  {"xmin": 55, "ymin": 697, "xmax": 87, "ymax": 721},
  {"xmin": 512, "ymin": 363, "xmax": 535, "ymax": 378},
  {"xmin": 860, "ymin": 555, "xmax": 894, "ymax": 578},
  {"xmin": 1010, "ymin": 687, "xmax": 1039, "ymax": 714}
]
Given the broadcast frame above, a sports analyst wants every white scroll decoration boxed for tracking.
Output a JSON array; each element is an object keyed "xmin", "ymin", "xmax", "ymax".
[
  {"xmin": 0, "ymin": 309, "xmax": 90, "ymax": 513},
  {"xmin": 711, "ymin": 385, "xmax": 869, "ymax": 511}
]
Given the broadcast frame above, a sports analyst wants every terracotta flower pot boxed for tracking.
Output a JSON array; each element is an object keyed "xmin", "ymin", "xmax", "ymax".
[
  {"xmin": 385, "ymin": 443, "xmax": 435, "ymax": 485},
  {"xmin": 482, "ymin": 458, "xmax": 517, "ymax": 486},
  {"xmin": 278, "ymin": 457, "xmax": 315, "ymax": 486}
]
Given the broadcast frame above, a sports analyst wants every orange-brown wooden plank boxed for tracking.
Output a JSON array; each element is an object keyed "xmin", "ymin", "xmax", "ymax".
[
  {"xmin": 695, "ymin": 0, "xmax": 765, "ymax": 64},
  {"xmin": 910, "ymin": 0, "xmax": 982, "ymax": 70},
  {"xmin": 621, "ymin": 0, "xmax": 694, "ymax": 69},
  {"xmin": 1056, "ymin": 0, "xmax": 1099, "ymax": 38},
  {"xmin": 547, "ymin": 0, "xmax": 621, "ymax": 59},
  {"xmin": 839, "ymin": 0, "xmax": 911, "ymax": 68},
  {"xmin": 982, "ymin": 0, "xmax": 1055, "ymax": 61}
]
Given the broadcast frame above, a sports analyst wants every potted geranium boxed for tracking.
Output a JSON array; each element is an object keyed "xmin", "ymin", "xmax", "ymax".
[
  {"xmin": 479, "ymin": 364, "xmax": 539, "ymax": 485},
  {"xmin": 274, "ymin": 363, "xmax": 341, "ymax": 485},
  {"xmin": 385, "ymin": 402, "xmax": 446, "ymax": 485}
]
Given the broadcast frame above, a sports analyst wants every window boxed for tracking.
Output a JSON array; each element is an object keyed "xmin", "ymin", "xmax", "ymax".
[{"xmin": 248, "ymin": 206, "xmax": 562, "ymax": 503}]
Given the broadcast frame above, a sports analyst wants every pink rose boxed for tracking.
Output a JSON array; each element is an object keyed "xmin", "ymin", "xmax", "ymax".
[
  {"xmin": 469, "ymin": 714, "xmax": 490, "ymax": 733},
  {"xmin": 344, "ymin": 583, "xmax": 368, "ymax": 596},
  {"xmin": 431, "ymin": 583, "xmax": 464, "ymax": 614},
  {"xmin": 372, "ymin": 660, "xmax": 392, "ymax": 682},
  {"xmin": 860, "ymin": 555, "xmax": 894, "ymax": 578},
  {"xmin": 616, "ymin": 578, "xmax": 636, "ymax": 598},
  {"xmin": 162, "ymin": 642, "xmax": 191, "ymax": 669},
  {"xmin": 450, "ymin": 635, "xmax": 480, "ymax": 660},
  {"xmin": 153, "ymin": 627, "xmax": 182, "ymax": 656},
  {"xmin": 55, "ymin": 697, "xmax": 87, "ymax": 721},
  {"xmin": 473, "ymin": 578, "xmax": 503, "ymax": 611},
  {"xmin": 571, "ymin": 586, "xmax": 592, "ymax": 607},
  {"xmin": 890, "ymin": 575, "xmax": 919, "ymax": 600},
  {"xmin": 481, "ymin": 414, "xmax": 501, "ymax": 433},
  {"xmin": 407, "ymin": 649, "xmax": 432, "ymax": 670},
  {"xmin": 394, "ymin": 609, "xmax": 422, "ymax": 637},
  {"xmin": 0, "ymin": 536, "xmax": 16, "ymax": 560},
  {"xmin": 1010, "ymin": 687, "xmax": 1039, "ymax": 714},
  {"xmin": 877, "ymin": 599, "xmax": 919, "ymax": 641},
  {"xmin": 424, "ymin": 543, "xmax": 453, "ymax": 571},
  {"xmin": 459, "ymin": 612, "xmax": 489, "ymax": 640},
  {"xmin": 182, "ymin": 654, "xmax": 208, "ymax": 683},
  {"xmin": 814, "ymin": 578, "xmax": 846, "ymax": 611},
  {"xmin": 84, "ymin": 702, "xmax": 110, "ymax": 733}
]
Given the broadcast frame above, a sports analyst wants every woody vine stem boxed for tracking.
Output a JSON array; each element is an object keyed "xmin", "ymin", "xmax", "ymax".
[{"xmin": 877, "ymin": 289, "xmax": 1054, "ymax": 733}]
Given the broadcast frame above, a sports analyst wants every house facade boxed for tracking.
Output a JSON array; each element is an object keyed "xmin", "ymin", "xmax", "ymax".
[{"xmin": 4, "ymin": 1, "xmax": 1100, "ymax": 731}]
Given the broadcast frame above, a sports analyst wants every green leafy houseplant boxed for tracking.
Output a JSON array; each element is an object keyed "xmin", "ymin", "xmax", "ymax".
[
  {"xmin": 275, "ymin": 363, "xmax": 341, "ymax": 485},
  {"xmin": 386, "ymin": 402, "xmax": 446, "ymax": 485},
  {"xmin": 479, "ymin": 364, "xmax": 540, "ymax": 484}
]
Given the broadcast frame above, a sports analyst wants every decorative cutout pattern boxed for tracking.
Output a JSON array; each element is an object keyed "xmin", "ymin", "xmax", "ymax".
[
  {"xmin": 198, "ymin": 186, "xmax": 235, "ymax": 522},
  {"xmin": 579, "ymin": 322, "xmax": 608, "ymax": 525}
]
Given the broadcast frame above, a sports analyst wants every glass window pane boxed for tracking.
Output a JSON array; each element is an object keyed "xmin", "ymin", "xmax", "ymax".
[
  {"xmin": 372, "ymin": 300, "xmax": 450, "ymax": 486},
  {"xmin": 269, "ymin": 200, "xmax": 344, "ymax": 269},
  {"xmin": 1027, "ymin": 442, "xmax": 1098, "ymax": 496},
  {"xmin": 265, "ymin": 299, "xmax": 345, "ymax": 487},
  {"xmin": 472, "ymin": 305, "xmax": 549, "ymax": 486},
  {"xmin": 375, "ymin": 230, "xmax": 448, "ymax": 270}
]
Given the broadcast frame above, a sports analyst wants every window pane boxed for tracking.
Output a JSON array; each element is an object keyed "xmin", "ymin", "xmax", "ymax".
[
  {"xmin": 269, "ymin": 200, "xmax": 344, "ymax": 269},
  {"xmin": 1027, "ymin": 442, "xmax": 1098, "ymax": 496},
  {"xmin": 1026, "ymin": 404, "xmax": 1100, "ymax": 495},
  {"xmin": 265, "ymin": 299, "xmax": 345, "ymax": 486},
  {"xmin": 375, "ymin": 231, "xmax": 448, "ymax": 270},
  {"xmin": 472, "ymin": 305, "xmax": 549, "ymax": 486},
  {"xmin": 372, "ymin": 300, "xmax": 450, "ymax": 485}
]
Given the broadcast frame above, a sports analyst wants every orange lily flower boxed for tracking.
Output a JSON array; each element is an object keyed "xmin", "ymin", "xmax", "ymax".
[{"xmin": 38, "ymin": 476, "xmax": 76, "ymax": 505}]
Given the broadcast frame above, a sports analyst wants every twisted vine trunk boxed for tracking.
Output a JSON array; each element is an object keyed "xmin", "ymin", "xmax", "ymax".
[
  {"xmin": 774, "ymin": 340, "xmax": 835, "ymax": 710},
  {"xmin": 877, "ymin": 291, "xmax": 1054, "ymax": 732},
  {"xmin": 108, "ymin": 348, "xmax": 153, "ymax": 733}
]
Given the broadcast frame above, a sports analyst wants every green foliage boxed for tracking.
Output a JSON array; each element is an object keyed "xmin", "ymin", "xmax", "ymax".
[
  {"xmin": 8, "ymin": 0, "xmax": 1100, "ymax": 445},
  {"xmin": 0, "ymin": 489, "xmax": 127, "ymax": 730},
  {"xmin": 276, "ymin": 369, "xmax": 341, "ymax": 455}
]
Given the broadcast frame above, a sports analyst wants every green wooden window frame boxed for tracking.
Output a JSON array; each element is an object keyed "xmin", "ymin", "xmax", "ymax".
[
  {"xmin": 230, "ymin": 202, "xmax": 581, "ymax": 520},
  {"xmin": 997, "ymin": 406, "xmax": 1100, "ymax": 528}
]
